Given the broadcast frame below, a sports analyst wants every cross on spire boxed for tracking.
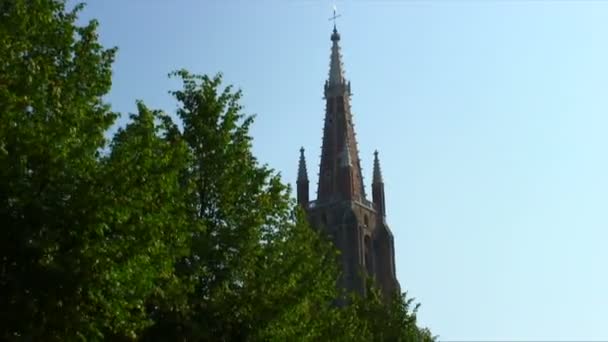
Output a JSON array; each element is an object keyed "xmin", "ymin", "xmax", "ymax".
[{"xmin": 328, "ymin": 5, "xmax": 341, "ymax": 30}]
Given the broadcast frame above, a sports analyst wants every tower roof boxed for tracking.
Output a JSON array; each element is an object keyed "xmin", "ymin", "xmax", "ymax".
[{"xmin": 317, "ymin": 26, "xmax": 366, "ymax": 203}]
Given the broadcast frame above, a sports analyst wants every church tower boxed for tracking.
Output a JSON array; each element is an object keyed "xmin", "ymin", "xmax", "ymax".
[{"xmin": 297, "ymin": 24, "xmax": 400, "ymax": 298}]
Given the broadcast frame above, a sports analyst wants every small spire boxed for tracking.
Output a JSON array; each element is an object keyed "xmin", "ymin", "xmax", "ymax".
[
  {"xmin": 328, "ymin": 13, "xmax": 345, "ymax": 87},
  {"xmin": 373, "ymin": 150, "xmax": 383, "ymax": 184},
  {"xmin": 298, "ymin": 147, "xmax": 308, "ymax": 181}
]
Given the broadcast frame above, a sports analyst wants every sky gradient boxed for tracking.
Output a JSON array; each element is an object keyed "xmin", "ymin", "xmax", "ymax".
[{"xmin": 78, "ymin": 1, "xmax": 608, "ymax": 340}]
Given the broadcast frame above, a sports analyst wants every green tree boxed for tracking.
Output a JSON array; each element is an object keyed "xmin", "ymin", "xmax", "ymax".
[
  {"xmin": 141, "ymin": 71, "xmax": 349, "ymax": 341},
  {"xmin": 0, "ymin": 1, "xmax": 190, "ymax": 339},
  {"xmin": 0, "ymin": 0, "xmax": 117, "ymax": 339},
  {"xmin": 93, "ymin": 101, "xmax": 194, "ymax": 339},
  {"xmin": 342, "ymin": 283, "xmax": 436, "ymax": 342}
]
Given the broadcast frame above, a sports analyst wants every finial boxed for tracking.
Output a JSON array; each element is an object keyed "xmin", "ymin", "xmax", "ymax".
[
  {"xmin": 329, "ymin": 5, "xmax": 341, "ymax": 27},
  {"xmin": 329, "ymin": 5, "xmax": 341, "ymax": 41}
]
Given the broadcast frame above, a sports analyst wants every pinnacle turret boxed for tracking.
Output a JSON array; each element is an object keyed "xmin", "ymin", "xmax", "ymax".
[
  {"xmin": 297, "ymin": 147, "xmax": 310, "ymax": 207},
  {"xmin": 298, "ymin": 147, "xmax": 308, "ymax": 181},
  {"xmin": 372, "ymin": 150, "xmax": 387, "ymax": 217},
  {"xmin": 373, "ymin": 150, "xmax": 383, "ymax": 184}
]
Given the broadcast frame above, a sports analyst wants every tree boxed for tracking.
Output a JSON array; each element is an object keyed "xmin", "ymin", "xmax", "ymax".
[
  {"xmin": 0, "ymin": 1, "xmax": 190, "ymax": 339},
  {"xmin": 93, "ymin": 101, "xmax": 194, "ymax": 339},
  {"xmin": 141, "ymin": 71, "xmax": 349, "ymax": 341},
  {"xmin": 0, "ymin": 0, "xmax": 117, "ymax": 339},
  {"xmin": 349, "ymin": 286, "xmax": 436, "ymax": 342}
]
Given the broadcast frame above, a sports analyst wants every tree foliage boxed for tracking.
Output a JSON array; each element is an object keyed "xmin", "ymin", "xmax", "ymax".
[
  {"xmin": 1, "ymin": 0, "xmax": 119, "ymax": 339},
  {"xmin": 0, "ymin": 1, "xmax": 435, "ymax": 341}
]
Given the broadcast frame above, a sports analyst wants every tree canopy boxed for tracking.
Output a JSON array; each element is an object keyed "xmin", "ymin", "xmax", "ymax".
[{"xmin": 0, "ymin": 1, "xmax": 435, "ymax": 340}]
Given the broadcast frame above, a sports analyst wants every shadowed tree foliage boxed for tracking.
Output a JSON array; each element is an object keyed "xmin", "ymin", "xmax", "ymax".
[
  {"xmin": 0, "ymin": 1, "xmax": 435, "ymax": 340},
  {"xmin": 0, "ymin": 0, "xmax": 120, "ymax": 339},
  {"xmin": 0, "ymin": 0, "xmax": 192, "ymax": 339}
]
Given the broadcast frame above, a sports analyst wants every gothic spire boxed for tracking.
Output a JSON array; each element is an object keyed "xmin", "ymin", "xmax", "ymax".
[
  {"xmin": 328, "ymin": 27, "xmax": 345, "ymax": 87},
  {"xmin": 297, "ymin": 147, "xmax": 309, "ymax": 206},
  {"xmin": 372, "ymin": 150, "xmax": 386, "ymax": 217},
  {"xmin": 373, "ymin": 150, "xmax": 383, "ymax": 184},
  {"xmin": 298, "ymin": 147, "xmax": 308, "ymax": 181},
  {"xmin": 317, "ymin": 25, "xmax": 365, "ymax": 203},
  {"xmin": 300, "ymin": 20, "xmax": 400, "ymax": 300}
]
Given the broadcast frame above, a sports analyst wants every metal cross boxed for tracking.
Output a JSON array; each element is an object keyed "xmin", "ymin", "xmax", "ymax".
[{"xmin": 328, "ymin": 5, "xmax": 341, "ymax": 26}]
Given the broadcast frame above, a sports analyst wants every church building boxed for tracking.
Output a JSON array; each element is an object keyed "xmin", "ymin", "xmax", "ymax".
[{"xmin": 296, "ymin": 24, "xmax": 400, "ymax": 298}]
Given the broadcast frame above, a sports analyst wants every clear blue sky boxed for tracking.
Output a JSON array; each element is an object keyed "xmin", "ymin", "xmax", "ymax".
[{"xmin": 78, "ymin": 1, "xmax": 608, "ymax": 340}]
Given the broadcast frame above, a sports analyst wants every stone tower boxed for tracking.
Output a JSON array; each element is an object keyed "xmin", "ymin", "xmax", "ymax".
[{"xmin": 297, "ymin": 25, "xmax": 400, "ymax": 298}]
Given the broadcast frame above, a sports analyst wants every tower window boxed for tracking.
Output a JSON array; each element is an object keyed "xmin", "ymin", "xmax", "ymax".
[{"xmin": 364, "ymin": 215, "xmax": 369, "ymax": 227}]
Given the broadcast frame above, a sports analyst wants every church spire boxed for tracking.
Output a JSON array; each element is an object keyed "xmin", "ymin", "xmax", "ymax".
[
  {"xmin": 328, "ymin": 26, "xmax": 345, "ymax": 87},
  {"xmin": 298, "ymin": 147, "xmax": 308, "ymax": 180},
  {"xmin": 298, "ymin": 21, "xmax": 401, "ymax": 300},
  {"xmin": 372, "ymin": 150, "xmax": 386, "ymax": 217},
  {"xmin": 317, "ymin": 25, "xmax": 364, "ymax": 203},
  {"xmin": 328, "ymin": 4, "xmax": 343, "ymax": 83},
  {"xmin": 373, "ymin": 150, "xmax": 383, "ymax": 184},
  {"xmin": 297, "ymin": 147, "xmax": 309, "ymax": 207}
]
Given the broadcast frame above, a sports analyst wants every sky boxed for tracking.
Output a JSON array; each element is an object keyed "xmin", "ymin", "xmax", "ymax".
[{"xmin": 77, "ymin": 1, "xmax": 608, "ymax": 340}]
